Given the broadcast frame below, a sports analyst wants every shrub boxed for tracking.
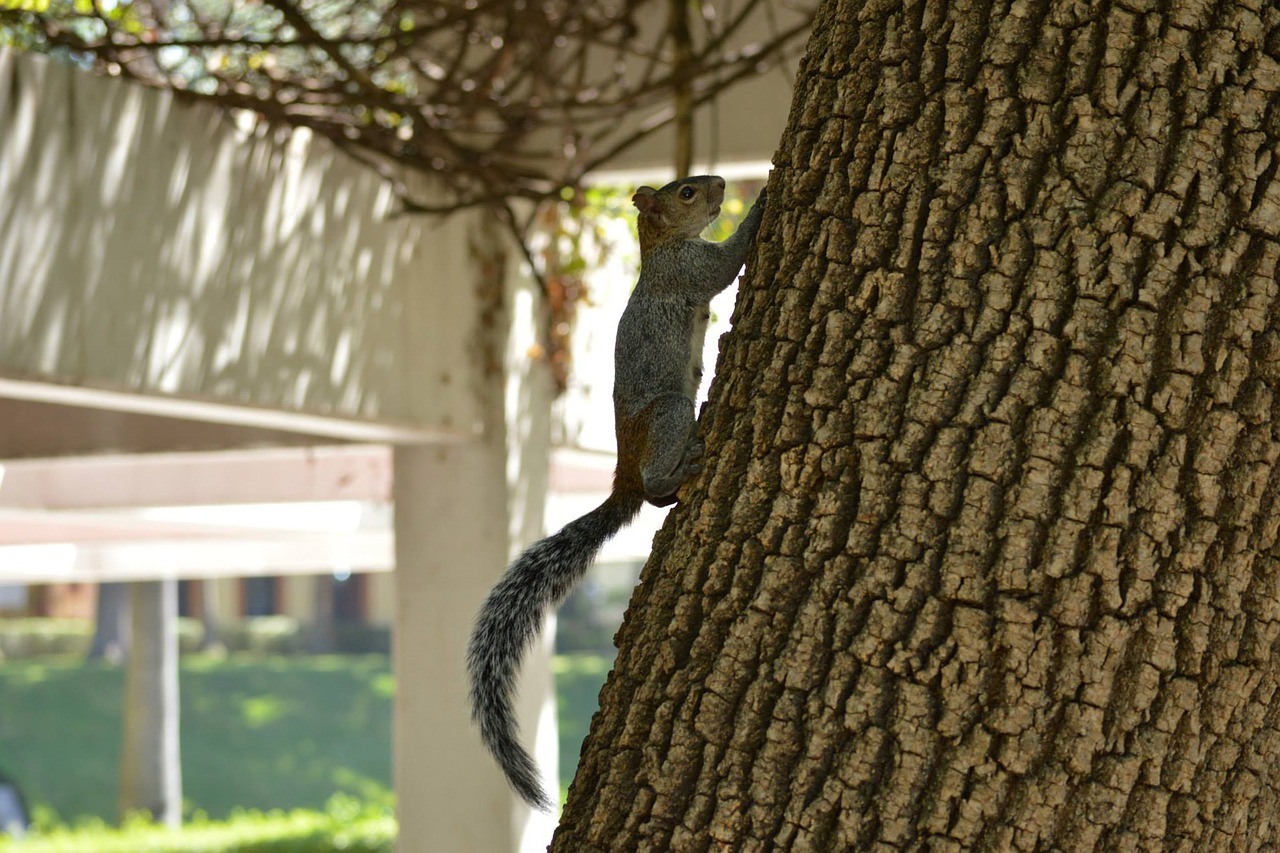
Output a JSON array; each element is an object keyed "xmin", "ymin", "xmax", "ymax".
[
  {"xmin": 331, "ymin": 624, "xmax": 390, "ymax": 655},
  {"xmin": 219, "ymin": 617, "xmax": 303, "ymax": 656},
  {"xmin": 0, "ymin": 620, "xmax": 91, "ymax": 660},
  {"xmin": 175, "ymin": 619, "xmax": 205, "ymax": 654},
  {"xmin": 0, "ymin": 617, "xmax": 389, "ymax": 661},
  {"xmin": 0, "ymin": 619, "xmax": 210, "ymax": 661},
  {"xmin": 0, "ymin": 798, "xmax": 394, "ymax": 853}
]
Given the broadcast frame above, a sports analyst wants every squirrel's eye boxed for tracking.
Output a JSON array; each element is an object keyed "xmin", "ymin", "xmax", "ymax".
[{"xmin": 679, "ymin": 186, "xmax": 697, "ymax": 200}]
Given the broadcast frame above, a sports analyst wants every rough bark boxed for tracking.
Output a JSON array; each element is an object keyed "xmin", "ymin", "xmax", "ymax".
[
  {"xmin": 118, "ymin": 580, "xmax": 182, "ymax": 827},
  {"xmin": 553, "ymin": 0, "xmax": 1280, "ymax": 850}
]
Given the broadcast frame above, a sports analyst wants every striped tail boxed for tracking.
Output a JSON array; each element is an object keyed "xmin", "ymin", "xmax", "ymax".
[{"xmin": 466, "ymin": 489, "xmax": 643, "ymax": 811}]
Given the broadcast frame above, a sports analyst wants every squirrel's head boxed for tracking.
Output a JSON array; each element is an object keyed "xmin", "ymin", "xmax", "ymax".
[{"xmin": 633, "ymin": 175, "xmax": 727, "ymax": 245}]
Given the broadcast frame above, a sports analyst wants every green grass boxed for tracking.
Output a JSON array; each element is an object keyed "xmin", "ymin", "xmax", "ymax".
[
  {"xmin": 0, "ymin": 655, "xmax": 394, "ymax": 823},
  {"xmin": 0, "ymin": 652, "xmax": 613, "ymax": 823},
  {"xmin": 552, "ymin": 653, "xmax": 612, "ymax": 803}
]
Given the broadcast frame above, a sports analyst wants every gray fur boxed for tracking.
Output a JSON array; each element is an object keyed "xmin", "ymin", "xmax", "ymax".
[
  {"xmin": 467, "ymin": 491, "xmax": 642, "ymax": 811},
  {"xmin": 614, "ymin": 179, "xmax": 766, "ymax": 418},
  {"xmin": 615, "ymin": 178, "xmax": 767, "ymax": 502},
  {"xmin": 466, "ymin": 176, "xmax": 767, "ymax": 810}
]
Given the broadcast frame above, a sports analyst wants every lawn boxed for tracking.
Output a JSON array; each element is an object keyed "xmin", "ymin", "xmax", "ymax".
[
  {"xmin": 552, "ymin": 653, "xmax": 613, "ymax": 802},
  {"xmin": 0, "ymin": 655, "xmax": 394, "ymax": 823},
  {"xmin": 0, "ymin": 652, "xmax": 611, "ymax": 823}
]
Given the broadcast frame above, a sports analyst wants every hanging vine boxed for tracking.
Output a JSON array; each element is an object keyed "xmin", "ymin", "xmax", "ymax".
[
  {"xmin": 532, "ymin": 185, "xmax": 629, "ymax": 396},
  {"xmin": 2, "ymin": 0, "xmax": 814, "ymax": 216},
  {"xmin": 1, "ymin": 0, "xmax": 809, "ymax": 394}
]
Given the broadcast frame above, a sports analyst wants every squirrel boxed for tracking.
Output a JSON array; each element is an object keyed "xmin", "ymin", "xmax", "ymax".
[{"xmin": 466, "ymin": 175, "xmax": 768, "ymax": 811}]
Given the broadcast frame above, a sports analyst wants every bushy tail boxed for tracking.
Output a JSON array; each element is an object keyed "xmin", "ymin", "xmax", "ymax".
[{"xmin": 467, "ymin": 489, "xmax": 642, "ymax": 811}]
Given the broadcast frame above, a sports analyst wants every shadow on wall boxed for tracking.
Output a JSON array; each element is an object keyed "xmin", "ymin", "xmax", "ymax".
[{"xmin": 0, "ymin": 49, "xmax": 481, "ymax": 431}]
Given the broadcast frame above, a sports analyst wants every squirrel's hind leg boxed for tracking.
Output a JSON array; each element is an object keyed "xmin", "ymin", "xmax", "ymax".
[{"xmin": 639, "ymin": 393, "xmax": 703, "ymax": 505}]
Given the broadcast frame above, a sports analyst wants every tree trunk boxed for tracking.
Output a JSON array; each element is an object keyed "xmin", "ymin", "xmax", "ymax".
[
  {"xmin": 553, "ymin": 0, "xmax": 1280, "ymax": 849},
  {"xmin": 199, "ymin": 579, "xmax": 225, "ymax": 654},
  {"xmin": 88, "ymin": 581, "xmax": 129, "ymax": 662},
  {"xmin": 309, "ymin": 574, "xmax": 336, "ymax": 654},
  {"xmin": 118, "ymin": 580, "xmax": 182, "ymax": 827}
]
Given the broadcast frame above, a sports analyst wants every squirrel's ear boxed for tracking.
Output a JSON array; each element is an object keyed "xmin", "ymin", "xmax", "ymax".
[{"xmin": 632, "ymin": 186, "xmax": 658, "ymax": 213}]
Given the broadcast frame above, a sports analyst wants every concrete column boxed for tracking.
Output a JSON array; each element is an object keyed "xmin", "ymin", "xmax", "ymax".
[
  {"xmin": 393, "ymin": 218, "xmax": 556, "ymax": 852},
  {"xmin": 393, "ymin": 441, "xmax": 556, "ymax": 852},
  {"xmin": 118, "ymin": 579, "xmax": 182, "ymax": 826}
]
